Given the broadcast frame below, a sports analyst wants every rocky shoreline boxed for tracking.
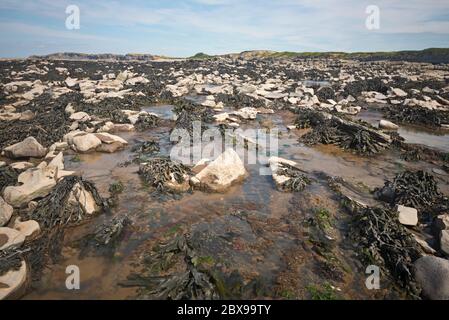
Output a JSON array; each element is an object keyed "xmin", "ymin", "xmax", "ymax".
[{"xmin": 0, "ymin": 54, "xmax": 448, "ymax": 300}]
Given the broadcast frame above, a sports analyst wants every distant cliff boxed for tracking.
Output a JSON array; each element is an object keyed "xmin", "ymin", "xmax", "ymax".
[
  {"xmin": 30, "ymin": 48, "xmax": 449, "ymax": 64},
  {"xmin": 28, "ymin": 52, "xmax": 168, "ymax": 61}
]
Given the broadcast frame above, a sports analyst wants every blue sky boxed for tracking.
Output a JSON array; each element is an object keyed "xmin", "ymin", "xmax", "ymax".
[{"xmin": 0, "ymin": 0, "xmax": 448, "ymax": 58}]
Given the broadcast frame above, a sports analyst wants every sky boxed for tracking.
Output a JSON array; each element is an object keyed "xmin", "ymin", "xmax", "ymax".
[{"xmin": 0, "ymin": 0, "xmax": 448, "ymax": 58}]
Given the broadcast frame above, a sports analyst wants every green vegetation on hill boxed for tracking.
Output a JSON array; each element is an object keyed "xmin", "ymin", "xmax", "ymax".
[{"xmin": 189, "ymin": 52, "xmax": 213, "ymax": 60}]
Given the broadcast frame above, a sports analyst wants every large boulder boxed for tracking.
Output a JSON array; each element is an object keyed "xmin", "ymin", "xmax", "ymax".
[
  {"xmin": 0, "ymin": 196, "xmax": 13, "ymax": 226},
  {"xmin": 194, "ymin": 148, "xmax": 248, "ymax": 192},
  {"xmin": 414, "ymin": 256, "xmax": 449, "ymax": 300},
  {"xmin": 3, "ymin": 137, "xmax": 46, "ymax": 159},
  {"xmin": 0, "ymin": 260, "xmax": 28, "ymax": 300},
  {"xmin": 3, "ymin": 167, "xmax": 57, "ymax": 207},
  {"xmin": 72, "ymin": 133, "xmax": 102, "ymax": 153}
]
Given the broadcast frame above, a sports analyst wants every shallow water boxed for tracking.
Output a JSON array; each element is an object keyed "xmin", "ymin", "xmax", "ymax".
[
  {"xmin": 22, "ymin": 105, "xmax": 449, "ymax": 300},
  {"xmin": 355, "ymin": 108, "xmax": 449, "ymax": 153}
]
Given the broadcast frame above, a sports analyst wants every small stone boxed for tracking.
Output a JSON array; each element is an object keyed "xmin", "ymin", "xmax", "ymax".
[{"xmin": 396, "ymin": 205, "xmax": 418, "ymax": 226}]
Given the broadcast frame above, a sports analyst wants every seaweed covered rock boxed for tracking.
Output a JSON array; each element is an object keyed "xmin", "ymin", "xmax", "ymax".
[
  {"xmin": 29, "ymin": 176, "xmax": 105, "ymax": 228},
  {"xmin": 134, "ymin": 113, "xmax": 159, "ymax": 131},
  {"xmin": 193, "ymin": 148, "xmax": 248, "ymax": 192},
  {"xmin": 383, "ymin": 105, "xmax": 449, "ymax": 127},
  {"xmin": 348, "ymin": 204, "xmax": 422, "ymax": 296},
  {"xmin": 374, "ymin": 170, "xmax": 446, "ymax": 213},
  {"xmin": 268, "ymin": 157, "xmax": 311, "ymax": 192},
  {"xmin": 121, "ymin": 234, "xmax": 219, "ymax": 300},
  {"xmin": 78, "ymin": 216, "xmax": 131, "ymax": 257},
  {"xmin": 298, "ymin": 109, "xmax": 392, "ymax": 155},
  {"xmin": 139, "ymin": 158, "xmax": 190, "ymax": 193}
]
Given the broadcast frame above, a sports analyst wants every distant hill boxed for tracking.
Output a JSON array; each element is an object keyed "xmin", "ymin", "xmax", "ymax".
[
  {"xmin": 28, "ymin": 52, "xmax": 175, "ymax": 61},
  {"xmin": 29, "ymin": 48, "xmax": 449, "ymax": 64}
]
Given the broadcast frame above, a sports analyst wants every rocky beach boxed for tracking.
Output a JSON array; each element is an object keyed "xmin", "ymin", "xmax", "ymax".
[{"xmin": 0, "ymin": 51, "xmax": 449, "ymax": 300}]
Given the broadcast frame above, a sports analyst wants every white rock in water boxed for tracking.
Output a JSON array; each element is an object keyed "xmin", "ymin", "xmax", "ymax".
[
  {"xmin": 0, "ymin": 260, "xmax": 28, "ymax": 300},
  {"xmin": 414, "ymin": 256, "xmax": 449, "ymax": 300},
  {"xmin": 379, "ymin": 119, "xmax": 399, "ymax": 130},
  {"xmin": 194, "ymin": 148, "xmax": 248, "ymax": 192},
  {"xmin": 72, "ymin": 134, "xmax": 102, "ymax": 153},
  {"xmin": 3, "ymin": 136, "xmax": 47, "ymax": 159},
  {"xmin": 396, "ymin": 205, "xmax": 418, "ymax": 226},
  {"xmin": 440, "ymin": 230, "xmax": 449, "ymax": 256},
  {"xmin": 3, "ymin": 167, "xmax": 57, "ymax": 208},
  {"xmin": 0, "ymin": 196, "xmax": 13, "ymax": 227},
  {"xmin": 0, "ymin": 227, "xmax": 25, "ymax": 250}
]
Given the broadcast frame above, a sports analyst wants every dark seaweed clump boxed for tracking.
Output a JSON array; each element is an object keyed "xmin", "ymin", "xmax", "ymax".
[
  {"xmin": 0, "ymin": 166, "xmax": 19, "ymax": 192},
  {"xmin": 348, "ymin": 205, "xmax": 422, "ymax": 297},
  {"xmin": 120, "ymin": 234, "xmax": 219, "ymax": 300},
  {"xmin": 138, "ymin": 157, "xmax": 190, "ymax": 191},
  {"xmin": 297, "ymin": 110, "xmax": 391, "ymax": 155},
  {"xmin": 383, "ymin": 105, "xmax": 449, "ymax": 127},
  {"xmin": 374, "ymin": 170, "xmax": 448, "ymax": 214},
  {"xmin": 277, "ymin": 163, "xmax": 312, "ymax": 192}
]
